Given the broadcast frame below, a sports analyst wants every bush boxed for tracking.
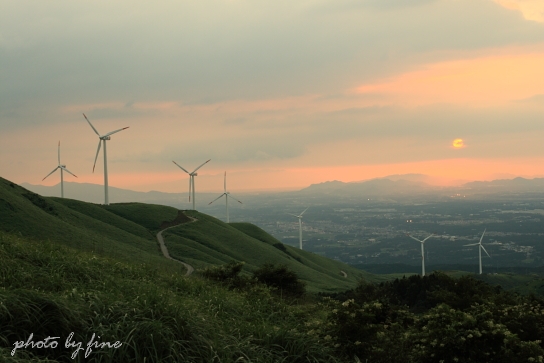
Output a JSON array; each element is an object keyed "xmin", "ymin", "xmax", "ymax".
[
  {"xmin": 201, "ymin": 261, "xmax": 250, "ymax": 290},
  {"xmin": 253, "ymin": 264, "xmax": 305, "ymax": 298}
]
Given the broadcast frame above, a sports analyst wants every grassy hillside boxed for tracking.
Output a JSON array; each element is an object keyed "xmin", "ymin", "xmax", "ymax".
[
  {"xmin": 0, "ymin": 178, "xmax": 181, "ymax": 270},
  {"xmin": 0, "ymin": 177, "xmax": 373, "ymax": 292},
  {"xmin": 161, "ymin": 212, "xmax": 371, "ymax": 292},
  {"xmin": 0, "ymin": 231, "xmax": 339, "ymax": 363}
]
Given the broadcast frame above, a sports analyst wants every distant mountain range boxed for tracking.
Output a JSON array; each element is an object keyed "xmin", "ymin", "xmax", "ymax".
[
  {"xmin": 21, "ymin": 175, "xmax": 544, "ymax": 205},
  {"xmin": 300, "ymin": 175, "xmax": 544, "ymax": 197}
]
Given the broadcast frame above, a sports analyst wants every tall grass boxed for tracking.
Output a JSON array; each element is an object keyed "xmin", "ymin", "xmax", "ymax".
[{"xmin": 0, "ymin": 232, "xmax": 341, "ymax": 363}]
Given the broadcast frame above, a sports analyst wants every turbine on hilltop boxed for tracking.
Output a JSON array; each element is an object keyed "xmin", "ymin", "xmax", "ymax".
[
  {"xmin": 83, "ymin": 113, "xmax": 129, "ymax": 205},
  {"xmin": 407, "ymin": 233, "xmax": 434, "ymax": 277},
  {"xmin": 288, "ymin": 208, "xmax": 308, "ymax": 250},
  {"xmin": 209, "ymin": 172, "xmax": 242, "ymax": 223},
  {"xmin": 172, "ymin": 159, "xmax": 211, "ymax": 210},
  {"xmin": 42, "ymin": 141, "xmax": 77, "ymax": 198},
  {"xmin": 464, "ymin": 229, "xmax": 491, "ymax": 275}
]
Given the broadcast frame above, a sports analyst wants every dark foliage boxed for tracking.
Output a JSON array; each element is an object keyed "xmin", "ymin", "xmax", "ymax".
[{"xmin": 253, "ymin": 264, "xmax": 306, "ymax": 298}]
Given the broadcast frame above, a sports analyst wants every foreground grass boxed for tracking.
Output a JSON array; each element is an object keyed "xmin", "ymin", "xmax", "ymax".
[{"xmin": 0, "ymin": 231, "xmax": 340, "ymax": 363}]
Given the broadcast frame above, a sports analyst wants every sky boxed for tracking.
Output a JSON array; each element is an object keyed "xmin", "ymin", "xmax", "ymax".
[{"xmin": 1, "ymin": 0, "xmax": 544, "ymax": 193}]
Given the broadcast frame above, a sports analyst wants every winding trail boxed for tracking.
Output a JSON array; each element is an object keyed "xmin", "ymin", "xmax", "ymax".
[{"xmin": 156, "ymin": 214, "xmax": 196, "ymax": 276}]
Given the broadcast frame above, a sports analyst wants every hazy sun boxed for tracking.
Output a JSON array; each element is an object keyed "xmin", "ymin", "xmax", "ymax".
[{"xmin": 452, "ymin": 139, "xmax": 465, "ymax": 148}]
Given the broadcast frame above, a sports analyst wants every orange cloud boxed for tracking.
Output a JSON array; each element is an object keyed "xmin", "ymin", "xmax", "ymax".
[
  {"xmin": 494, "ymin": 0, "xmax": 544, "ymax": 23},
  {"xmin": 355, "ymin": 46, "xmax": 544, "ymax": 107}
]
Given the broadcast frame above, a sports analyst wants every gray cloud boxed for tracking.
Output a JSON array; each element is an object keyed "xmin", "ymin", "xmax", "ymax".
[{"xmin": 2, "ymin": 0, "xmax": 544, "ymax": 119}]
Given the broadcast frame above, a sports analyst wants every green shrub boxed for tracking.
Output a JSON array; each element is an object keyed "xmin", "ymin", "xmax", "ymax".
[
  {"xmin": 253, "ymin": 264, "xmax": 306, "ymax": 298},
  {"xmin": 201, "ymin": 261, "xmax": 251, "ymax": 290}
]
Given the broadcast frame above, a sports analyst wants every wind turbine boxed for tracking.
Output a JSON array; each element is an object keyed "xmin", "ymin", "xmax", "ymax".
[
  {"xmin": 42, "ymin": 141, "xmax": 77, "ymax": 198},
  {"xmin": 407, "ymin": 233, "xmax": 434, "ymax": 276},
  {"xmin": 464, "ymin": 229, "xmax": 490, "ymax": 275},
  {"xmin": 83, "ymin": 113, "xmax": 129, "ymax": 205},
  {"xmin": 288, "ymin": 208, "xmax": 308, "ymax": 250},
  {"xmin": 172, "ymin": 159, "xmax": 211, "ymax": 210},
  {"xmin": 208, "ymin": 172, "xmax": 242, "ymax": 223}
]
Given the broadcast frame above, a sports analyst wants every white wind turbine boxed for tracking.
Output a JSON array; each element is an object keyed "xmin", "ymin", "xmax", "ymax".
[
  {"xmin": 208, "ymin": 172, "xmax": 242, "ymax": 223},
  {"xmin": 42, "ymin": 141, "xmax": 77, "ymax": 198},
  {"xmin": 172, "ymin": 159, "xmax": 211, "ymax": 210},
  {"xmin": 464, "ymin": 229, "xmax": 490, "ymax": 275},
  {"xmin": 288, "ymin": 208, "xmax": 308, "ymax": 250},
  {"xmin": 83, "ymin": 113, "xmax": 129, "ymax": 205},
  {"xmin": 407, "ymin": 233, "xmax": 434, "ymax": 276}
]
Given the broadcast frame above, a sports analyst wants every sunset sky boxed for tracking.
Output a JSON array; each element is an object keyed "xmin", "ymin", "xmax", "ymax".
[{"xmin": 1, "ymin": 0, "xmax": 544, "ymax": 193}]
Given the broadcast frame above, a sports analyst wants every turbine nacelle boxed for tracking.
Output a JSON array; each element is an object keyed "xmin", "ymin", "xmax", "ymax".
[{"xmin": 100, "ymin": 136, "xmax": 111, "ymax": 141}]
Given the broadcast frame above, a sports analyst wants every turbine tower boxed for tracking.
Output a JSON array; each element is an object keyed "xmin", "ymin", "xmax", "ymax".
[
  {"xmin": 407, "ymin": 233, "xmax": 434, "ymax": 276},
  {"xmin": 172, "ymin": 159, "xmax": 211, "ymax": 210},
  {"xmin": 42, "ymin": 141, "xmax": 77, "ymax": 198},
  {"xmin": 288, "ymin": 208, "xmax": 308, "ymax": 250},
  {"xmin": 83, "ymin": 113, "xmax": 129, "ymax": 205},
  {"xmin": 464, "ymin": 229, "xmax": 490, "ymax": 275},
  {"xmin": 208, "ymin": 172, "xmax": 242, "ymax": 223}
]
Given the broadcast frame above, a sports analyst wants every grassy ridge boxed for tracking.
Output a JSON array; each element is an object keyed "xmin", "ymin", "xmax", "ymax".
[
  {"xmin": 0, "ymin": 177, "xmax": 179, "ymax": 270},
  {"xmin": 163, "ymin": 211, "xmax": 368, "ymax": 292}
]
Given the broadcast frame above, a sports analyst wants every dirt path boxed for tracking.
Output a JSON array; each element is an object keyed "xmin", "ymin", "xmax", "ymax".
[
  {"xmin": 156, "ymin": 213, "xmax": 196, "ymax": 276},
  {"xmin": 340, "ymin": 270, "xmax": 347, "ymax": 278}
]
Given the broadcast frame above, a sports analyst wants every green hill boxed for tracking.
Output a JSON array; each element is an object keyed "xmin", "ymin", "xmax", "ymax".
[
  {"xmin": 0, "ymin": 177, "xmax": 370, "ymax": 292},
  {"xmin": 162, "ymin": 214, "xmax": 371, "ymax": 292}
]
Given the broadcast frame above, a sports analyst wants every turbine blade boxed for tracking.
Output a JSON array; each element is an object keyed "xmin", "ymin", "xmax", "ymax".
[
  {"xmin": 83, "ymin": 113, "xmax": 100, "ymax": 136},
  {"xmin": 208, "ymin": 194, "xmax": 225, "ymax": 205},
  {"xmin": 172, "ymin": 161, "xmax": 190, "ymax": 174},
  {"xmin": 42, "ymin": 167, "xmax": 59, "ymax": 181},
  {"xmin": 287, "ymin": 213, "xmax": 299, "ymax": 217},
  {"xmin": 93, "ymin": 140, "xmax": 102, "ymax": 172},
  {"xmin": 61, "ymin": 167, "xmax": 78, "ymax": 178},
  {"xmin": 58, "ymin": 141, "xmax": 61, "ymax": 164},
  {"xmin": 481, "ymin": 245, "xmax": 491, "ymax": 258},
  {"xmin": 224, "ymin": 171, "xmax": 227, "ymax": 193},
  {"xmin": 422, "ymin": 234, "xmax": 434, "ymax": 243},
  {"xmin": 479, "ymin": 228, "xmax": 487, "ymax": 244},
  {"xmin": 464, "ymin": 243, "xmax": 479, "ymax": 246},
  {"xmin": 104, "ymin": 127, "xmax": 129, "ymax": 137},
  {"xmin": 229, "ymin": 194, "xmax": 243, "ymax": 204},
  {"xmin": 300, "ymin": 207, "xmax": 309, "ymax": 216},
  {"xmin": 192, "ymin": 159, "xmax": 211, "ymax": 173},
  {"xmin": 408, "ymin": 235, "xmax": 423, "ymax": 243}
]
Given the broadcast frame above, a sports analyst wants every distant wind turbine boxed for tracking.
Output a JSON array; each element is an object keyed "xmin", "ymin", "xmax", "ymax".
[
  {"xmin": 42, "ymin": 141, "xmax": 77, "ymax": 198},
  {"xmin": 83, "ymin": 113, "xmax": 129, "ymax": 205},
  {"xmin": 464, "ymin": 229, "xmax": 490, "ymax": 275},
  {"xmin": 407, "ymin": 233, "xmax": 434, "ymax": 276},
  {"xmin": 208, "ymin": 172, "xmax": 242, "ymax": 223},
  {"xmin": 288, "ymin": 208, "xmax": 308, "ymax": 250},
  {"xmin": 172, "ymin": 159, "xmax": 211, "ymax": 210}
]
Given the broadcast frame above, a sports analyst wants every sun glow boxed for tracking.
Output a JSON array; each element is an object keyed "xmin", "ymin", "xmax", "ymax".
[{"xmin": 452, "ymin": 139, "xmax": 465, "ymax": 149}]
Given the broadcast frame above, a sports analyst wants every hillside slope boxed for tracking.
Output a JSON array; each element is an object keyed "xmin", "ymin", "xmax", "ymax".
[
  {"xmin": 162, "ymin": 213, "xmax": 370, "ymax": 292},
  {"xmin": 1, "ymin": 177, "xmax": 371, "ymax": 292},
  {"xmin": 0, "ymin": 177, "xmax": 180, "ymax": 269}
]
